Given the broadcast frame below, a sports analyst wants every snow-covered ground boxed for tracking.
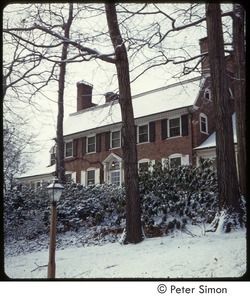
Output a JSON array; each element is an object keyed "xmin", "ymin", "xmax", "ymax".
[{"xmin": 4, "ymin": 226, "xmax": 246, "ymax": 279}]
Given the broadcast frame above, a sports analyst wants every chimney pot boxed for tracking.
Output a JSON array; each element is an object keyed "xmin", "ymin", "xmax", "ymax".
[{"xmin": 105, "ymin": 92, "xmax": 118, "ymax": 103}]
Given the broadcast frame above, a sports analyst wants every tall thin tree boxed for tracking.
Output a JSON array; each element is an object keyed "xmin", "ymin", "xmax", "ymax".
[
  {"xmin": 105, "ymin": 3, "xmax": 143, "ymax": 244},
  {"xmin": 56, "ymin": 3, "xmax": 73, "ymax": 183}
]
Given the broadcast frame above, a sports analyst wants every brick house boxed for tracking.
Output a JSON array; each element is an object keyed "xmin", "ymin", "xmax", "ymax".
[
  {"xmin": 18, "ymin": 37, "xmax": 236, "ymax": 187},
  {"xmin": 62, "ymin": 75, "xmax": 212, "ymax": 186}
]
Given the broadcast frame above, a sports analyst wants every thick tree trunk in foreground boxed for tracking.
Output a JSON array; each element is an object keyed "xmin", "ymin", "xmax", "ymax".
[
  {"xmin": 105, "ymin": 3, "xmax": 142, "ymax": 244},
  {"xmin": 232, "ymin": 4, "xmax": 246, "ymax": 197},
  {"xmin": 206, "ymin": 4, "xmax": 244, "ymax": 231}
]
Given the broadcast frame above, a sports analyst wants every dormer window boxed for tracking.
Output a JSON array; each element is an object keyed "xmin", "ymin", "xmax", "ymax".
[{"xmin": 204, "ymin": 88, "xmax": 211, "ymax": 100}]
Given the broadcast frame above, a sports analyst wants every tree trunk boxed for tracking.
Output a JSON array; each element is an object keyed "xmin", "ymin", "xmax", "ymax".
[
  {"xmin": 232, "ymin": 4, "xmax": 246, "ymax": 197},
  {"xmin": 56, "ymin": 3, "xmax": 73, "ymax": 184},
  {"xmin": 205, "ymin": 4, "xmax": 244, "ymax": 230},
  {"xmin": 105, "ymin": 3, "xmax": 142, "ymax": 244}
]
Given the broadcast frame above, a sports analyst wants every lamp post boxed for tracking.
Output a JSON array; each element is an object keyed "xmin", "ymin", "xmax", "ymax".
[{"xmin": 46, "ymin": 178, "xmax": 64, "ymax": 279}]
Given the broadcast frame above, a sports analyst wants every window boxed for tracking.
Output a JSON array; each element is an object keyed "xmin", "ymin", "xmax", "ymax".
[
  {"xmin": 204, "ymin": 88, "xmax": 211, "ymax": 100},
  {"xmin": 165, "ymin": 154, "xmax": 189, "ymax": 168},
  {"xmin": 87, "ymin": 136, "xmax": 96, "ymax": 153},
  {"xmin": 65, "ymin": 173, "xmax": 72, "ymax": 182},
  {"xmin": 111, "ymin": 130, "xmax": 121, "ymax": 148},
  {"xmin": 170, "ymin": 157, "xmax": 181, "ymax": 167},
  {"xmin": 65, "ymin": 141, "xmax": 73, "ymax": 157},
  {"xmin": 139, "ymin": 162, "xmax": 149, "ymax": 172},
  {"xmin": 50, "ymin": 146, "xmax": 56, "ymax": 165},
  {"xmin": 50, "ymin": 153, "xmax": 56, "ymax": 166},
  {"xmin": 87, "ymin": 170, "xmax": 95, "ymax": 185},
  {"xmin": 81, "ymin": 169, "xmax": 100, "ymax": 186},
  {"xmin": 169, "ymin": 118, "xmax": 180, "ymax": 137},
  {"xmin": 138, "ymin": 124, "xmax": 149, "ymax": 143},
  {"xmin": 200, "ymin": 113, "xmax": 208, "ymax": 134},
  {"xmin": 110, "ymin": 170, "xmax": 120, "ymax": 185}
]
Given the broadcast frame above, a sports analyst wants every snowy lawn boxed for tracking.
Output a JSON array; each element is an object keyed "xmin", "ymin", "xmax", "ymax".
[{"xmin": 4, "ymin": 227, "xmax": 246, "ymax": 279}]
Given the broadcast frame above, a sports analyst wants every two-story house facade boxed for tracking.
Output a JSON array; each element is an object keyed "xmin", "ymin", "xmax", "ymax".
[
  {"xmin": 62, "ymin": 73, "xmax": 217, "ymax": 186},
  {"xmin": 17, "ymin": 37, "xmax": 236, "ymax": 188}
]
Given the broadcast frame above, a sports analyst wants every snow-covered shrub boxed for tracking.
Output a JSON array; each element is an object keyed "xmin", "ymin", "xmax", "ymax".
[
  {"xmin": 4, "ymin": 183, "xmax": 126, "ymax": 241},
  {"xmin": 4, "ymin": 160, "xmax": 220, "ymax": 243},
  {"xmin": 139, "ymin": 159, "xmax": 219, "ymax": 235}
]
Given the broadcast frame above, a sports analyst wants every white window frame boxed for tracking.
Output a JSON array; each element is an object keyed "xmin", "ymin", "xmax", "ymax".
[
  {"xmin": 168, "ymin": 117, "xmax": 181, "ymax": 138},
  {"xmin": 87, "ymin": 169, "xmax": 95, "ymax": 186},
  {"xmin": 87, "ymin": 135, "xmax": 96, "ymax": 153},
  {"xmin": 110, "ymin": 170, "xmax": 120, "ymax": 185},
  {"xmin": 138, "ymin": 124, "xmax": 149, "ymax": 144},
  {"xmin": 81, "ymin": 168, "xmax": 100, "ymax": 186},
  {"xmin": 200, "ymin": 113, "xmax": 208, "ymax": 134},
  {"xmin": 65, "ymin": 140, "xmax": 73, "ymax": 158},
  {"xmin": 204, "ymin": 88, "xmax": 211, "ymax": 101},
  {"xmin": 111, "ymin": 130, "xmax": 121, "ymax": 149},
  {"xmin": 65, "ymin": 171, "xmax": 76, "ymax": 183},
  {"xmin": 162, "ymin": 154, "xmax": 189, "ymax": 167},
  {"xmin": 138, "ymin": 158, "xmax": 155, "ymax": 172}
]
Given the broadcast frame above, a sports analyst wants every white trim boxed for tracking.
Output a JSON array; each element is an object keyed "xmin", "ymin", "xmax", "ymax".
[
  {"xmin": 204, "ymin": 88, "xmax": 211, "ymax": 101},
  {"xmin": 65, "ymin": 170, "xmax": 76, "ymax": 183},
  {"xmin": 162, "ymin": 153, "xmax": 190, "ymax": 166},
  {"xmin": 102, "ymin": 153, "xmax": 123, "ymax": 186},
  {"xmin": 138, "ymin": 158, "xmax": 155, "ymax": 172},
  {"xmin": 80, "ymin": 170, "xmax": 86, "ymax": 186},
  {"xmin": 80, "ymin": 167, "xmax": 100, "ymax": 186}
]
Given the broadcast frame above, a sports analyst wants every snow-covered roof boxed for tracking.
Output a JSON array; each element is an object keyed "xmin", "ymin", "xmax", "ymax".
[
  {"xmin": 195, "ymin": 113, "xmax": 237, "ymax": 150},
  {"xmin": 18, "ymin": 164, "xmax": 55, "ymax": 179},
  {"xmin": 64, "ymin": 76, "xmax": 203, "ymax": 137}
]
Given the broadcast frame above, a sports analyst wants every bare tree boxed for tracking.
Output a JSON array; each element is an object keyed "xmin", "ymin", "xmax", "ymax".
[
  {"xmin": 105, "ymin": 3, "xmax": 143, "ymax": 244},
  {"xmin": 3, "ymin": 116, "xmax": 37, "ymax": 191},
  {"xmin": 206, "ymin": 3, "xmax": 244, "ymax": 230},
  {"xmin": 55, "ymin": 3, "xmax": 73, "ymax": 183}
]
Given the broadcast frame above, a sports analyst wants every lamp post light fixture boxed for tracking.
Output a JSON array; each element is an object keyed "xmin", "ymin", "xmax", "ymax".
[{"xmin": 46, "ymin": 178, "xmax": 64, "ymax": 279}]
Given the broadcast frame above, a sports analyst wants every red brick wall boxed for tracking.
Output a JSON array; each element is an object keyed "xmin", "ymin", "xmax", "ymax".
[
  {"xmin": 65, "ymin": 115, "xmax": 196, "ymax": 183},
  {"xmin": 136, "ymin": 118, "xmax": 193, "ymax": 163}
]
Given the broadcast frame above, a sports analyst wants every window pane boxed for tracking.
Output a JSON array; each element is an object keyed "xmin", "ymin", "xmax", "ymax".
[
  {"xmin": 50, "ymin": 153, "xmax": 56, "ymax": 165},
  {"xmin": 201, "ymin": 116, "xmax": 207, "ymax": 133},
  {"xmin": 110, "ymin": 171, "xmax": 120, "ymax": 185},
  {"xmin": 111, "ymin": 131, "xmax": 120, "ymax": 148},
  {"xmin": 169, "ymin": 118, "xmax": 180, "ymax": 137},
  {"xmin": 139, "ymin": 125, "xmax": 148, "ymax": 143},
  {"xmin": 170, "ymin": 157, "xmax": 181, "ymax": 167},
  {"xmin": 87, "ymin": 170, "xmax": 95, "ymax": 185},
  {"xmin": 65, "ymin": 174, "xmax": 72, "ymax": 182},
  {"xmin": 87, "ymin": 136, "xmax": 96, "ymax": 153},
  {"xmin": 139, "ymin": 162, "xmax": 149, "ymax": 172},
  {"xmin": 65, "ymin": 142, "xmax": 73, "ymax": 157}
]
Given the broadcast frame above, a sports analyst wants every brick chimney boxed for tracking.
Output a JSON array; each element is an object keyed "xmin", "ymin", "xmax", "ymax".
[
  {"xmin": 105, "ymin": 92, "xmax": 119, "ymax": 103},
  {"xmin": 199, "ymin": 37, "xmax": 210, "ymax": 74},
  {"xmin": 76, "ymin": 81, "xmax": 95, "ymax": 111}
]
